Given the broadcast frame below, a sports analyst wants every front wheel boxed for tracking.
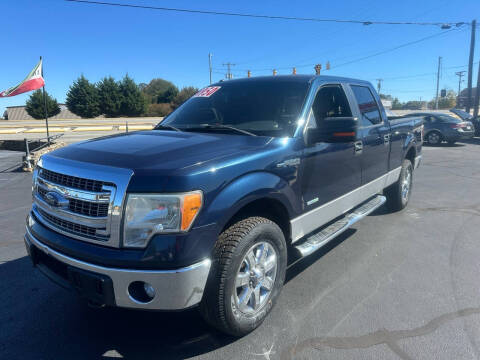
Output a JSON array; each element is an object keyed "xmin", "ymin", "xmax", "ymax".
[
  {"xmin": 199, "ymin": 217, "xmax": 287, "ymax": 336},
  {"xmin": 384, "ymin": 159, "xmax": 413, "ymax": 212}
]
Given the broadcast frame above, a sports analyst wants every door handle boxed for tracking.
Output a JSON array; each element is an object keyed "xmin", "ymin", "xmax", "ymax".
[
  {"xmin": 354, "ymin": 141, "xmax": 363, "ymax": 155},
  {"xmin": 384, "ymin": 134, "xmax": 391, "ymax": 145}
]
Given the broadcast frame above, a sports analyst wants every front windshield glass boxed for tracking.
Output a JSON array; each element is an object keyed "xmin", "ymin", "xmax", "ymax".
[{"xmin": 160, "ymin": 79, "xmax": 310, "ymax": 137}]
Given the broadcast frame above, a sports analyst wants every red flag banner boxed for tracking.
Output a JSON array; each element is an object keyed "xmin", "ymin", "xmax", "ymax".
[{"xmin": 0, "ymin": 59, "xmax": 45, "ymax": 97}]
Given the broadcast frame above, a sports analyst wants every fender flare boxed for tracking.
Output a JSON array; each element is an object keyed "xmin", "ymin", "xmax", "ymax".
[{"xmin": 202, "ymin": 171, "xmax": 297, "ymax": 235}]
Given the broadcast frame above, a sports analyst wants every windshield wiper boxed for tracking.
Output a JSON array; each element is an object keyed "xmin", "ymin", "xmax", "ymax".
[
  {"xmin": 192, "ymin": 124, "xmax": 257, "ymax": 137},
  {"xmin": 155, "ymin": 124, "xmax": 182, "ymax": 132}
]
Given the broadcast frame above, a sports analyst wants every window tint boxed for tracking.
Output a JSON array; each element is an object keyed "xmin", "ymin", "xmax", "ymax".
[
  {"xmin": 351, "ymin": 85, "xmax": 382, "ymax": 126},
  {"xmin": 437, "ymin": 114, "xmax": 462, "ymax": 123},
  {"xmin": 309, "ymin": 85, "xmax": 352, "ymax": 128},
  {"xmin": 162, "ymin": 80, "xmax": 309, "ymax": 137}
]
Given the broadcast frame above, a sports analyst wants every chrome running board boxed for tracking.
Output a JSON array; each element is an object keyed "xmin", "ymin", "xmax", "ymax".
[{"xmin": 294, "ymin": 195, "xmax": 386, "ymax": 257}]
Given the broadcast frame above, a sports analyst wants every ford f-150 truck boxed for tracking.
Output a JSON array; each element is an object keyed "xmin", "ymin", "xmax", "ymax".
[{"xmin": 24, "ymin": 75, "xmax": 423, "ymax": 336}]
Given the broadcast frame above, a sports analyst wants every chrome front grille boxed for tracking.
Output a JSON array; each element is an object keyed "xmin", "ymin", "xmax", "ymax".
[
  {"xmin": 33, "ymin": 167, "xmax": 116, "ymax": 243},
  {"xmin": 69, "ymin": 198, "xmax": 109, "ymax": 217},
  {"xmin": 37, "ymin": 186, "xmax": 109, "ymax": 218},
  {"xmin": 36, "ymin": 208, "xmax": 103, "ymax": 239},
  {"xmin": 40, "ymin": 168, "xmax": 113, "ymax": 192},
  {"xmin": 32, "ymin": 156, "xmax": 133, "ymax": 248}
]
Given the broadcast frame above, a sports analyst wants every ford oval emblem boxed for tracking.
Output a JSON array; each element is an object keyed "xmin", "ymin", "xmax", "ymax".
[{"xmin": 44, "ymin": 191, "xmax": 69, "ymax": 208}]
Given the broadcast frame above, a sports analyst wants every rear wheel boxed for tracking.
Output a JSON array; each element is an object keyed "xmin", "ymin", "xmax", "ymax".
[
  {"xmin": 384, "ymin": 159, "xmax": 413, "ymax": 212},
  {"xmin": 199, "ymin": 217, "xmax": 287, "ymax": 336},
  {"xmin": 427, "ymin": 131, "xmax": 442, "ymax": 145}
]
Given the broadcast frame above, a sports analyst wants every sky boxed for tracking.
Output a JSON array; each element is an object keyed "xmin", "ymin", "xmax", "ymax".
[{"xmin": 1, "ymin": 0, "xmax": 479, "ymax": 115}]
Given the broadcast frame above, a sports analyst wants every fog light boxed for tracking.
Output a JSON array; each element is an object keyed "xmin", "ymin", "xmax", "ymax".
[
  {"xmin": 144, "ymin": 282, "xmax": 155, "ymax": 299},
  {"xmin": 128, "ymin": 281, "xmax": 155, "ymax": 303}
]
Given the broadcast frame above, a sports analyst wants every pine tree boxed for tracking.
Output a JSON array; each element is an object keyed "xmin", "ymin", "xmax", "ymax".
[
  {"xmin": 98, "ymin": 76, "xmax": 122, "ymax": 117},
  {"xmin": 66, "ymin": 75, "xmax": 101, "ymax": 118},
  {"xmin": 25, "ymin": 90, "xmax": 61, "ymax": 119},
  {"xmin": 119, "ymin": 75, "xmax": 146, "ymax": 116}
]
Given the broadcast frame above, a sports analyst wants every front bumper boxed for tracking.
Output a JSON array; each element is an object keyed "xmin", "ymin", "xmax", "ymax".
[{"xmin": 25, "ymin": 225, "xmax": 211, "ymax": 310}]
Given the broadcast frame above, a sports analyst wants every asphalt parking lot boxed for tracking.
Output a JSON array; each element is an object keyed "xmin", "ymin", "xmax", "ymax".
[{"xmin": 1, "ymin": 139, "xmax": 480, "ymax": 360}]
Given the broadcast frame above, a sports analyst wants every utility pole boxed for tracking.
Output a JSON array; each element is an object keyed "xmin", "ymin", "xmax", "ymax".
[
  {"xmin": 435, "ymin": 56, "xmax": 442, "ymax": 110},
  {"xmin": 466, "ymin": 19, "xmax": 476, "ymax": 113},
  {"xmin": 208, "ymin": 53, "xmax": 213, "ymax": 85},
  {"xmin": 474, "ymin": 60, "xmax": 480, "ymax": 118},
  {"xmin": 376, "ymin": 78, "xmax": 383, "ymax": 94},
  {"xmin": 222, "ymin": 62, "xmax": 235, "ymax": 80},
  {"xmin": 455, "ymin": 70, "xmax": 466, "ymax": 107}
]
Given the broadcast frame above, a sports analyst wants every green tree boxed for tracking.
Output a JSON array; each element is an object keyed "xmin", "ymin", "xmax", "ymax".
[
  {"xmin": 119, "ymin": 75, "xmax": 146, "ymax": 116},
  {"xmin": 403, "ymin": 101, "xmax": 424, "ymax": 110},
  {"xmin": 25, "ymin": 90, "xmax": 61, "ymax": 119},
  {"xmin": 157, "ymin": 86, "xmax": 178, "ymax": 104},
  {"xmin": 66, "ymin": 75, "xmax": 101, "ymax": 118},
  {"xmin": 172, "ymin": 86, "xmax": 198, "ymax": 108},
  {"xmin": 98, "ymin": 76, "xmax": 122, "ymax": 117},
  {"xmin": 391, "ymin": 98, "xmax": 403, "ymax": 110},
  {"xmin": 141, "ymin": 78, "xmax": 179, "ymax": 104},
  {"xmin": 437, "ymin": 90, "xmax": 456, "ymax": 109}
]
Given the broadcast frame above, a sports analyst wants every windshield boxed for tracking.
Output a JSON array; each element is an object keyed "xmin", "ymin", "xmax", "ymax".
[{"xmin": 160, "ymin": 79, "xmax": 310, "ymax": 137}]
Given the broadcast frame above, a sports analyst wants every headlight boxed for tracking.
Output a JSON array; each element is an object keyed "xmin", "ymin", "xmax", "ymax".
[{"xmin": 123, "ymin": 191, "xmax": 203, "ymax": 248}]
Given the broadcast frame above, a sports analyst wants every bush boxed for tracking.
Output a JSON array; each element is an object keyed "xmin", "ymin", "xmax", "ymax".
[
  {"xmin": 145, "ymin": 103, "xmax": 173, "ymax": 117},
  {"xmin": 66, "ymin": 75, "xmax": 101, "ymax": 118},
  {"xmin": 25, "ymin": 90, "xmax": 61, "ymax": 119}
]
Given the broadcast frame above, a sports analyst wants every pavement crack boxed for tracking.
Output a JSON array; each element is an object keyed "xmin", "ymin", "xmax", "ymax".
[{"xmin": 280, "ymin": 307, "xmax": 480, "ymax": 360}]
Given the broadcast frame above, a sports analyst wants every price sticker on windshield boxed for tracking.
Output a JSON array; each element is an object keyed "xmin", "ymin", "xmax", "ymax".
[{"xmin": 193, "ymin": 86, "xmax": 221, "ymax": 98}]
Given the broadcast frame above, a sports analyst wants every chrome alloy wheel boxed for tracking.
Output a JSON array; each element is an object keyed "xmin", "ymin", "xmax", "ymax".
[
  {"xmin": 401, "ymin": 165, "xmax": 412, "ymax": 203},
  {"xmin": 232, "ymin": 242, "xmax": 277, "ymax": 315}
]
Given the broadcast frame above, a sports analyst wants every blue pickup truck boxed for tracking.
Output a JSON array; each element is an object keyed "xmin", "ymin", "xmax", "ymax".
[{"xmin": 25, "ymin": 75, "xmax": 423, "ymax": 336}]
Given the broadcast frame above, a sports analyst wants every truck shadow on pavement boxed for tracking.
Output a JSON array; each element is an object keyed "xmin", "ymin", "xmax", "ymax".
[{"xmin": 0, "ymin": 230, "xmax": 357, "ymax": 360}]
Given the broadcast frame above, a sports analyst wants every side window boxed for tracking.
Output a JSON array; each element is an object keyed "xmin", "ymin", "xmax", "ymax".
[
  {"xmin": 351, "ymin": 85, "xmax": 382, "ymax": 126},
  {"xmin": 309, "ymin": 85, "xmax": 352, "ymax": 129}
]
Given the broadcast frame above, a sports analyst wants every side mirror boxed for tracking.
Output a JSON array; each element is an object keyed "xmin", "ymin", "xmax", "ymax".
[{"xmin": 306, "ymin": 117, "xmax": 358, "ymax": 145}]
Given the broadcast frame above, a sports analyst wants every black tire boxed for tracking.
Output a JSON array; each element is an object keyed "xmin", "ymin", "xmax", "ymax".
[
  {"xmin": 384, "ymin": 159, "xmax": 413, "ymax": 212},
  {"xmin": 447, "ymin": 140, "xmax": 456, "ymax": 146},
  {"xmin": 426, "ymin": 131, "xmax": 442, "ymax": 145},
  {"xmin": 199, "ymin": 217, "xmax": 287, "ymax": 336}
]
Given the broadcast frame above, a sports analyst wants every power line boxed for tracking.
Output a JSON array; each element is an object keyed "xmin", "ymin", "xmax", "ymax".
[
  {"xmin": 332, "ymin": 28, "xmax": 458, "ymax": 70},
  {"xmin": 65, "ymin": 0, "xmax": 469, "ymax": 28},
  {"xmin": 227, "ymin": 28, "xmax": 460, "ymax": 73}
]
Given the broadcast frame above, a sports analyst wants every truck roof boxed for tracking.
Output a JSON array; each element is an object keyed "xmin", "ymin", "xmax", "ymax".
[{"xmin": 212, "ymin": 74, "xmax": 371, "ymax": 86}]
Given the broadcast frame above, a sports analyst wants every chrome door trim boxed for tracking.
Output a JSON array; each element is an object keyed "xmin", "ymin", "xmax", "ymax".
[{"xmin": 291, "ymin": 167, "xmax": 401, "ymax": 242}]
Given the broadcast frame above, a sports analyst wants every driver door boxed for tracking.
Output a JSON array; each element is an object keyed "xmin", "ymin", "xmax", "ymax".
[{"xmin": 300, "ymin": 84, "xmax": 362, "ymax": 215}]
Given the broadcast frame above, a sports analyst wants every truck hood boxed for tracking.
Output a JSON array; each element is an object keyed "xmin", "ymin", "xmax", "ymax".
[{"xmin": 49, "ymin": 130, "xmax": 272, "ymax": 174}]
